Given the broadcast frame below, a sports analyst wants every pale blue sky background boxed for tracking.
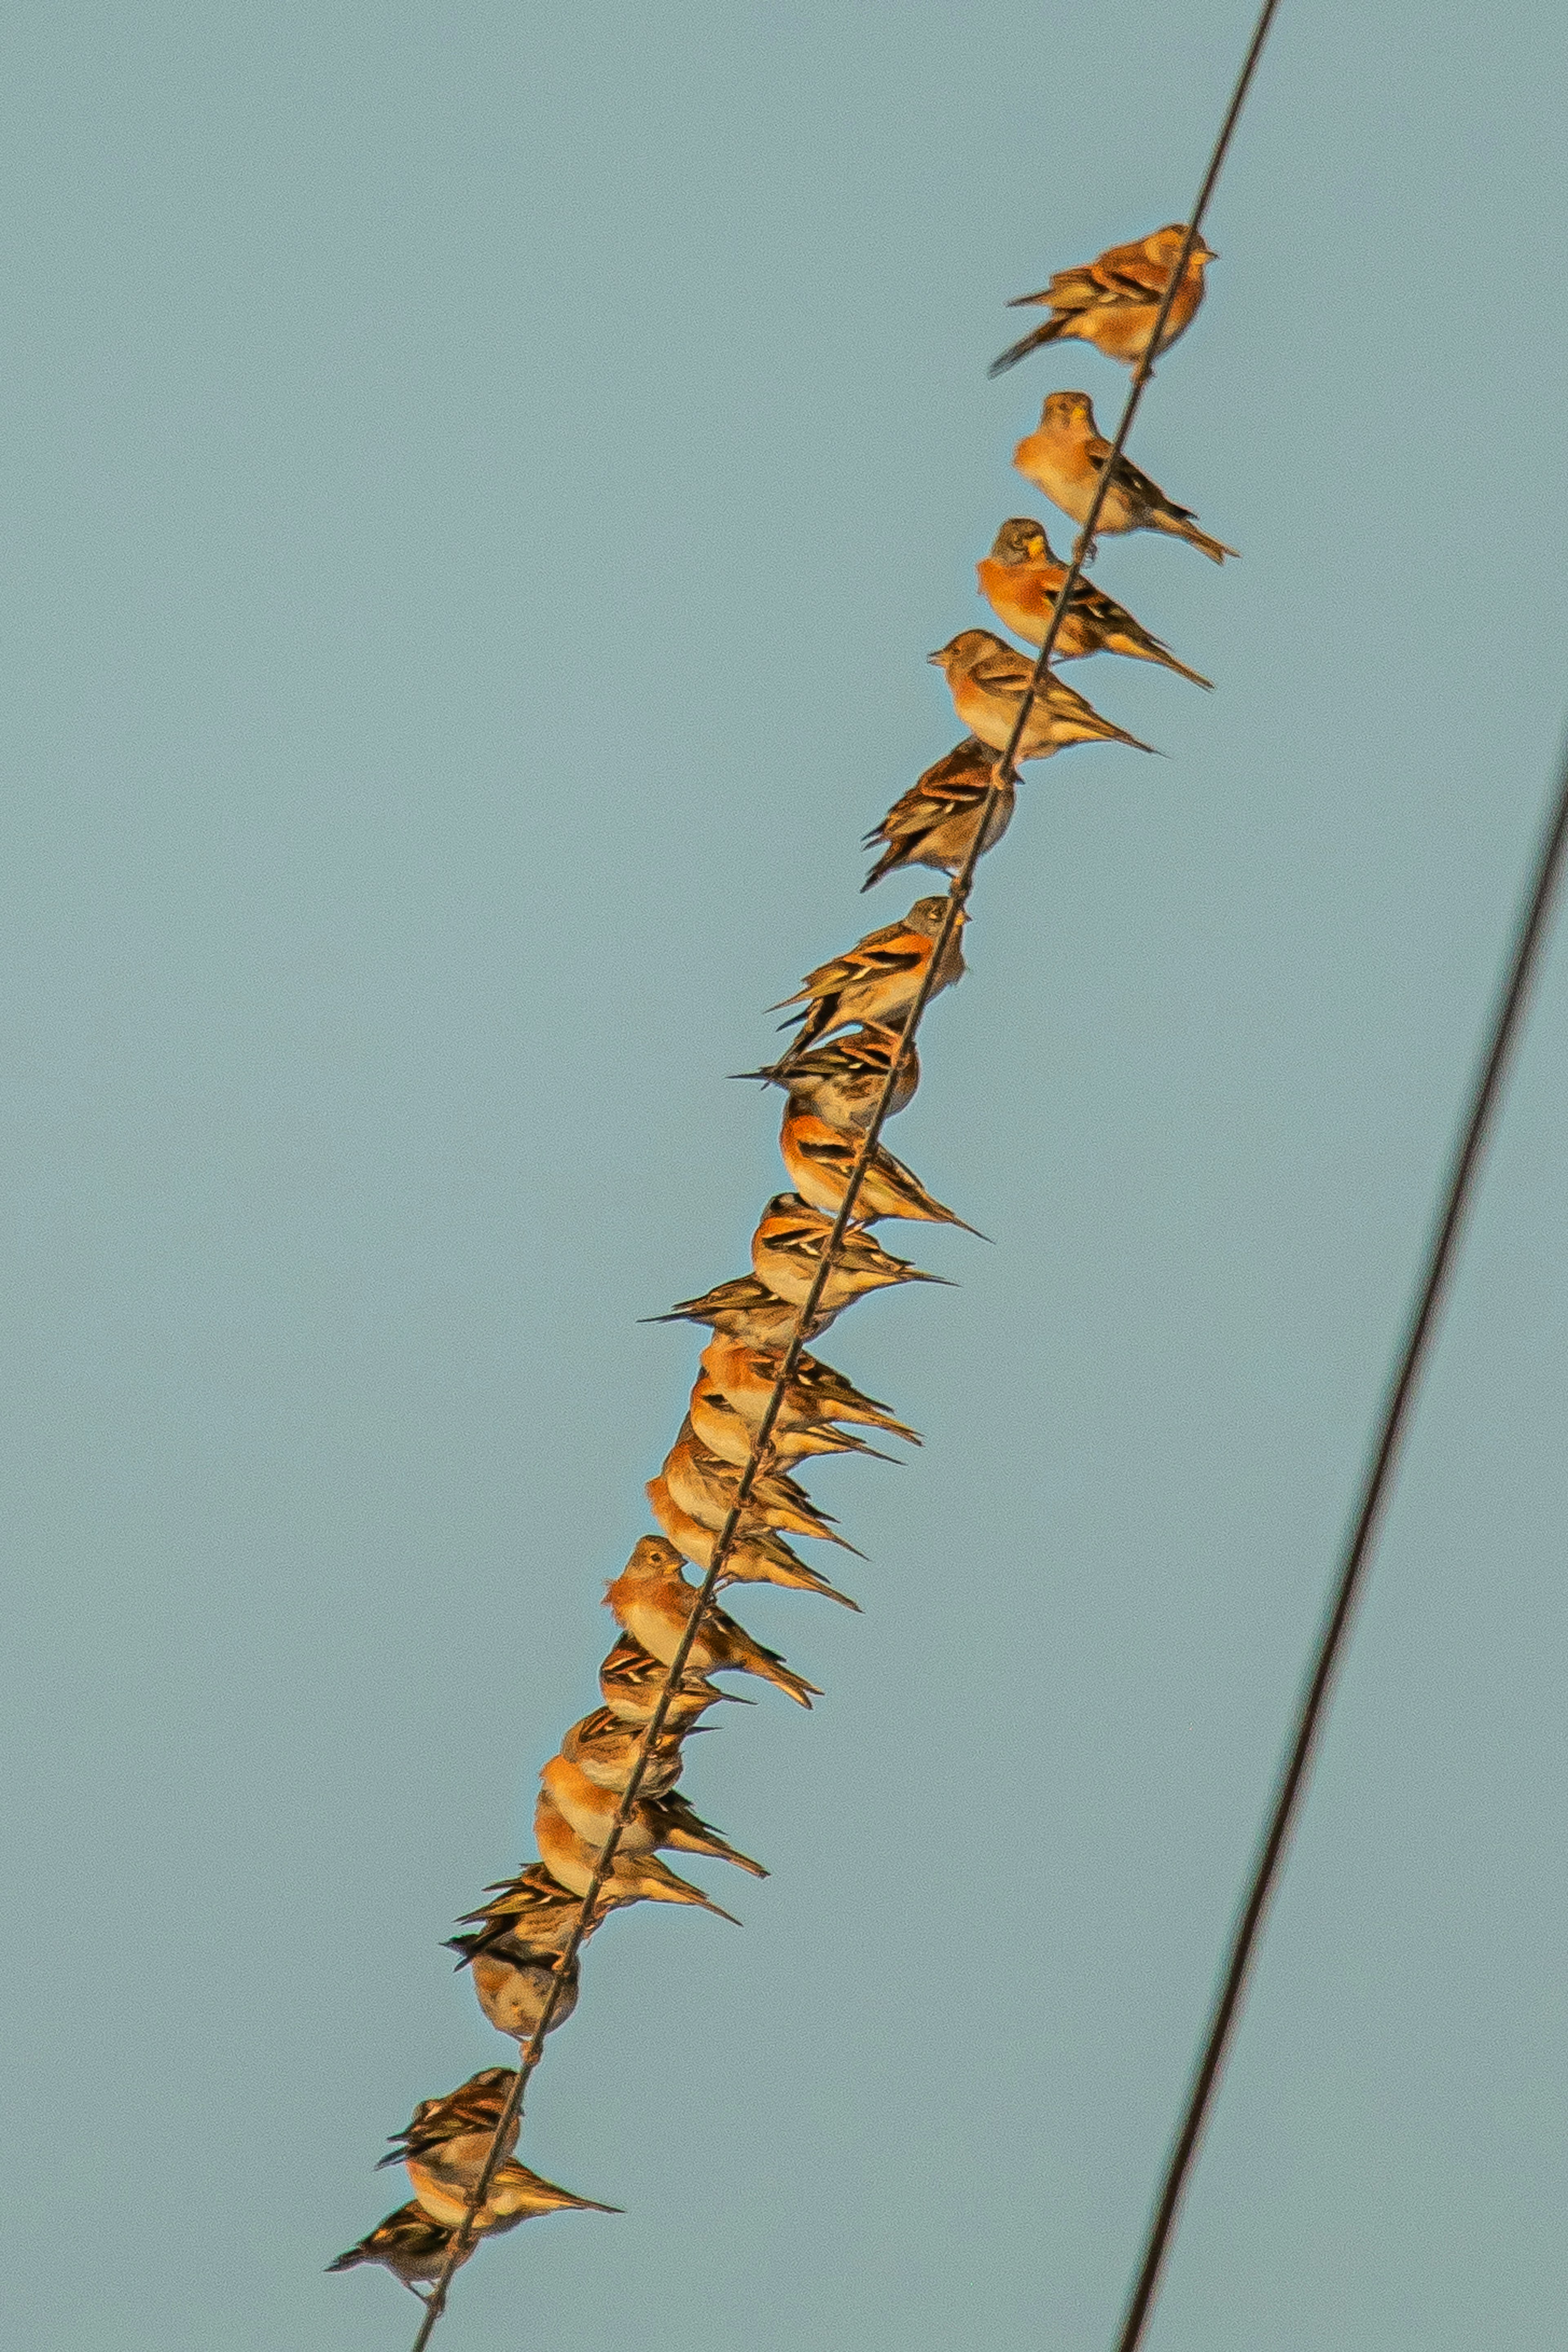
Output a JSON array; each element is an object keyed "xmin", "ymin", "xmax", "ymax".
[{"xmin": 4, "ymin": 4, "xmax": 1568, "ymax": 2347}]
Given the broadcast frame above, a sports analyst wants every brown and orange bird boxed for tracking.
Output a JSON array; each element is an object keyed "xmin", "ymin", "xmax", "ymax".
[
  {"xmin": 689, "ymin": 1364, "xmax": 886, "ymax": 1468},
  {"xmin": 445, "ymin": 1925, "xmax": 582, "ymax": 2045},
  {"xmin": 535, "ymin": 1790, "xmax": 743, "ymax": 1921},
  {"xmin": 646, "ymin": 1272, "xmax": 824, "ymax": 1348},
  {"xmin": 780, "ymin": 1102, "xmax": 985, "ymax": 1236},
  {"xmin": 929, "ymin": 630, "xmax": 1156, "ymax": 761},
  {"xmin": 328, "ymin": 2203, "xmax": 470, "ymax": 2298},
  {"xmin": 646, "ymin": 1471, "xmax": 861, "ymax": 1607},
  {"xmin": 977, "ymin": 517, "xmax": 1213, "ymax": 686},
  {"xmin": 404, "ymin": 2145, "xmax": 621, "ymax": 2234},
  {"xmin": 1014, "ymin": 392, "xmax": 1236, "ymax": 563},
  {"xmin": 598, "ymin": 1615, "xmax": 742, "ymax": 1726},
  {"xmin": 771, "ymin": 898, "xmax": 966, "ymax": 1059},
  {"xmin": 452, "ymin": 1859, "xmax": 597, "ymax": 1954},
  {"xmin": 605, "ymin": 1538, "xmax": 822, "ymax": 1706},
  {"xmin": 540, "ymin": 1752, "xmax": 768, "ymax": 1878},
  {"xmin": 561, "ymin": 1703, "xmax": 688, "ymax": 1796},
  {"xmin": 989, "ymin": 223, "xmax": 1215, "ymax": 377},
  {"xmin": 379, "ymin": 2068, "xmax": 517, "ymax": 2192},
  {"xmin": 751, "ymin": 1192, "xmax": 950, "ymax": 1313},
  {"xmin": 862, "ymin": 736, "xmax": 1015, "ymax": 893},
  {"xmin": 658, "ymin": 1418, "xmax": 858, "ymax": 1550},
  {"xmin": 736, "ymin": 1023, "xmax": 920, "ymax": 1131},
  {"xmin": 700, "ymin": 1332, "xmax": 921, "ymax": 1448}
]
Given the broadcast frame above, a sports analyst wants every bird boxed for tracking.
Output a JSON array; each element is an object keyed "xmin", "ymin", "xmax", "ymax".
[
  {"xmin": 699, "ymin": 1332, "xmax": 921, "ymax": 1447},
  {"xmin": 605, "ymin": 1539, "xmax": 822, "ymax": 1706},
  {"xmin": 598, "ymin": 1615, "xmax": 742, "ymax": 1726},
  {"xmin": 751, "ymin": 1192, "xmax": 950, "ymax": 1313},
  {"xmin": 688, "ymin": 1364, "xmax": 886, "ymax": 1469},
  {"xmin": 988, "ymin": 223, "xmax": 1215, "ymax": 377},
  {"xmin": 735, "ymin": 1023, "xmax": 920, "ymax": 1130},
  {"xmin": 535, "ymin": 1789, "xmax": 743, "ymax": 1922},
  {"xmin": 771, "ymin": 898, "xmax": 966, "ymax": 1058},
  {"xmin": 647, "ymin": 1472, "xmax": 861, "ymax": 1607},
  {"xmin": 658, "ymin": 1418, "xmax": 859, "ymax": 1550},
  {"xmin": 328, "ymin": 2202, "xmax": 470, "ymax": 2298},
  {"xmin": 541, "ymin": 1752, "xmax": 768, "ymax": 1878},
  {"xmin": 561, "ymin": 1703, "xmax": 689, "ymax": 1795},
  {"xmin": 862, "ymin": 736, "xmax": 1015, "ymax": 893},
  {"xmin": 1013, "ymin": 392, "xmax": 1236, "ymax": 563},
  {"xmin": 452, "ymin": 1860, "xmax": 600, "ymax": 1954},
  {"xmin": 780, "ymin": 1101, "xmax": 984, "ymax": 1235},
  {"xmin": 976, "ymin": 517, "xmax": 1213, "ymax": 686},
  {"xmin": 379, "ymin": 2068, "xmax": 517, "ymax": 2187},
  {"xmin": 929, "ymin": 631, "xmax": 1156, "ymax": 760},
  {"xmin": 446, "ymin": 1927, "xmax": 583, "ymax": 2045},
  {"xmin": 646, "ymin": 1272, "xmax": 825, "ymax": 1348},
  {"xmin": 405, "ymin": 2151, "xmax": 621, "ymax": 2234}
]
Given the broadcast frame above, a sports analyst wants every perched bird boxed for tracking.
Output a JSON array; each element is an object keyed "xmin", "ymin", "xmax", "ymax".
[
  {"xmin": 328, "ymin": 2202, "xmax": 470, "ymax": 2298},
  {"xmin": 1013, "ymin": 392, "xmax": 1237, "ymax": 563},
  {"xmin": 658, "ymin": 1419, "xmax": 858, "ymax": 1549},
  {"xmin": 699, "ymin": 1333, "xmax": 921, "ymax": 1447},
  {"xmin": 771, "ymin": 898, "xmax": 966, "ymax": 1059},
  {"xmin": 688, "ymin": 1364, "xmax": 884, "ymax": 1469},
  {"xmin": 605, "ymin": 1539, "xmax": 822, "ymax": 1706},
  {"xmin": 646, "ymin": 1272, "xmax": 823, "ymax": 1348},
  {"xmin": 780, "ymin": 1101, "xmax": 984, "ymax": 1235},
  {"xmin": 647, "ymin": 1472, "xmax": 861, "ymax": 1607},
  {"xmin": 977, "ymin": 517, "xmax": 1212, "ymax": 687},
  {"xmin": 751, "ymin": 1192, "xmax": 949, "ymax": 1313},
  {"xmin": 406, "ymin": 2151, "xmax": 621, "ymax": 2234},
  {"xmin": 862, "ymin": 736, "xmax": 1015, "ymax": 893},
  {"xmin": 452, "ymin": 1861, "xmax": 599, "ymax": 1955},
  {"xmin": 379, "ymin": 2067, "xmax": 517, "ymax": 2189},
  {"xmin": 561, "ymin": 1703, "xmax": 688, "ymax": 1796},
  {"xmin": 929, "ymin": 630, "xmax": 1156, "ymax": 760},
  {"xmin": 598, "ymin": 1616, "xmax": 740, "ymax": 1726},
  {"xmin": 446, "ymin": 1927, "xmax": 582, "ymax": 2045},
  {"xmin": 736, "ymin": 1023, "xmax": 920, "ymax": 1130},
  {"xmin": 989, "ymin": 223, "xmax": 1215, "ymax": 377},
  {"xmin": 541, "ymin": 1753, "xmax": 768, "ymax": 1878},
  {"xmin": 535, "ymin": 1790, "xmax": 742, "ymax": 1922}
]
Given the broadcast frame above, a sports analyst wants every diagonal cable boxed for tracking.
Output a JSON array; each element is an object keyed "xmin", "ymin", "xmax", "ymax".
[
  {"xmin": 405, "ymin": 6, "xmax": 1281, "ymax": 2340},
  {"xmin": 1110, "ymin": 735, "xmax": 1568, "ymax": 2352}
]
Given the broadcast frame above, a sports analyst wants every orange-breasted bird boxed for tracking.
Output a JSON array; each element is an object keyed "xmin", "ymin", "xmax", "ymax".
[
  {"xmin": 405, "ymin": 2152, "xmax": 621, "ymax": 2234},
  {"xmin": 977, "ymin": 517, "xmax": 1212, "ymax": 686},
  {"xmin": 540, "ymin": 1752, "xmax": 768, "ymax": 1878},
  {"xmin": 929, "ymin": 630, "xmax": 1156, "ymax": 760},
  {"xmin": 658, "ymin": 1418, "xmax": 857, "ymax": 1549},
  {"xmin": 535, "ymin": 1789, "xmax": 742, "ymax": 1922},
  {"xmin": 688, "ymin": 1364, "xmax": 886, "ymax": 1469},
  {"xmin": 699, "ymin": 1332, "xmax": 921, "ymax": 1448},
  {"xmin": 1013, "ymin": 392, "xmax": 1237, "ymax": 563},
  {"xmin": 780, "ymin": 1103, "xmax": 984, "ymax": 1236},
  {"xmin": 771, "ymin": 899, "xmax": 966, "ymax": 1059},
  {"xmin": 598, "ymin": 1613, "xmax": 744, "ymax": 1726},
  {"xmin": 646, "ymin": 1272, "xmax": 824, "ymax": 1348},
  {"xmin": 736, "ymin": 1023, "xmax": 920, "ymax": 1130},
  {"xmin": 751, "ymin": 1192, "xmax": 949, "ymax": 1313},
  {"xmin": 379, "ymin": 2067, "xmax": 517, "ymax": 2190},
  {"xmin": 560, "ymin": 1703, "xmax": 688, "ymax": 1796},
  {"xmin": 989, "ymin": 223, "xmax": 1215, "ymax": 377},
  {"xmin": 605, "ymin": 1538, "xmax": 822, "ymax": 1706},
  {"xmin": 646, "ymin": 1471, "xmax": 861, "ymax": 1607},
  {"xmin": 862, "ymin": 736, "xmax": 1014, "ymax": 893},
  {"xmin": 445, "ymin": 1926, "xmax": 583, "ymax": 2044}
]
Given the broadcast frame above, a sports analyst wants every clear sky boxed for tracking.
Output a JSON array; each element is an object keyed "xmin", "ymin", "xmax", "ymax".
[{"xmin": 4, "ymin": 4, "xmax": 1568, "ymax": 2348}]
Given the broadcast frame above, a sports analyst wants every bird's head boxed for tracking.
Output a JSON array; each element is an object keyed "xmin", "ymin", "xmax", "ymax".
[
  {"xmin": 1041, "ymin": 389, "xmax": 1095, "ymax": 433},
  {"xmin": 987, "ymin": 515, "xmax": 1052, "ymax": 566}
]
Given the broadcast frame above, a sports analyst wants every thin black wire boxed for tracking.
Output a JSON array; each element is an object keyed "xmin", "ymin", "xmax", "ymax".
[
  {"xmin": 1111, "ymin": 736, "xmax": 1568, "ymax": 2352},
  {"xmin": 405, "ymin": 9, "xmax": 1281, "ymax": 2340}
]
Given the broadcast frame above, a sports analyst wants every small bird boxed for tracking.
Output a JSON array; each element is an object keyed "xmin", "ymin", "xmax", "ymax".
[
  {"xmin": 446, "ymin": 1927, "xmax": 583, "ymax": 2045},
  {"xmin": 659, "ymin": 1419, "xmax": 858, "ymax": 1549},
  {"xmin": 328, "ymin": 2202, "xmax": 470, "ymax": 2298},
  {"xmin": 699, "ymin": 1333, "xmax": 921, "ymax": 1447},
  {"xmin": 561, "ymin": 1704, "xmax": 688, "ymax": 1795},
  {"xmin": 379, "ymin": 2068, "xmax": 517, "ymax": 2188},
  {"xmin": 752, "ymin": 1192, "xmax": 949, "ymax": 1313},
  {"xmin": 688, "ymin": 1367, "xmax": 886, "ymax": 1469},
  {"xmin": 929, "ymin": 630, "xmax": 1156, "ymax": 761},
  {"xmin": 599, "ymin": 1615, "xmax": 741, "ymax": 1726},
  {"xmin": 453, "ymin": 1860, "xmax": 600, "ymax": 1953},
  {"xmin": 541, "ymin": 1752, "xmax": 768, "ymax": 1878},
  {"xmin": 989, "ymin": 223, "xmax": 1215, "ymax": 377},
  {"xmin": 406, "ymin": 2150, "xmax": 621, "ymax": 2234},
  {"xmin": 780, "ymin": 1101, "xmax": 984, "ymax": 1235},
  {"xmin": 605, "ymin": 1540, "xmax": 822, "ymax": 1706},
  {"xmin": 535, "ymin": 1790, "xmax": 743, "ymax": 1921},
  {"xmin": 1013, "ymin": 392, "xmax": 1237, "ymax": 564},
  {"xmin": 646, "ymin": 1272, "xmax": 825, "ymax": 1348},
  {"xmin": 977, "ymin": 517, "xmax": 1213, "ymax": 686},
  {"xmin": 771, "ymin": 899, "xmax": 966, "ymax": 1059},
  {"xmin": 862, "ymin": 736, "xmax": 1015, "ymax": 893},
  {"xmin": 736, "ymin": 1023, "xmax": 920, "ymax": 1130},
  {"xmin": 647, "ymin": 1472, "xmax": 861, "ymax": 1607}
]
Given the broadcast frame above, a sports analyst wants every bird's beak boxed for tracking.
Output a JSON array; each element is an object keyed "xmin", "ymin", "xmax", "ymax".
[{"xmin": 926, "ymin": 651, "xmax": 944, "ymax": 666}]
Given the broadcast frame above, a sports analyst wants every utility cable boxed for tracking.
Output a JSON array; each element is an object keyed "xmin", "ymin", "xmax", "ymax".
[{"xmin": 407, "ymin": 5, "xmax": 1282, "ymax": 2339}]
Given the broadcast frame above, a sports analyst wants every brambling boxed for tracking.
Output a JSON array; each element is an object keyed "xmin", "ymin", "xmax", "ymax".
[
  {"xmin": 737, "ymin": 1023, "xmax": 920, "ymax": 1130},
  {"xmin": 407, "ymin": 2152, "xmax": 621, "ymax": 2233},
  {"xmin": 929, "ymin": 630, "xmax": 1156, "ymax": 760},
  {"xmin": 541, "ymin": 1753, "xmax": 768, "ymax": 1878},
  {"xmin": 989, "ymin": 224, "xmax": 1215, "ymax": 377},
  {"xmin": 647, "ymin": 1471, "xmax": 861, "ymax": 1607},
  {"xmin": 445, "ymin": 1928, "xmax": 583, "ymax": 2044},
  {"xmin": 688, "ymin": 1367, "xmax": 887, "ymax": 1468},
  {"xmin": 561, "ymin": 1703, "xmax": 688, "ymax": 1796},
  {"xmin": 648, "ymin": 1272, "xmax": 826, "ymax": 1347},
  {"xmin": 1013, "ymin": 392, "xmax": 1237, "ymax": 563},
  {"xmin": 328, "ymin": 2203, "xmax": 469, "ymax": 2298},
  {"xmin": 380, "ymin": 2068, "xmax": 517, "ymax": 2191},
  {"xmin": 599, "ymin": 1616, "xmax": 740, "ymax": 1726},
  {"xmin": 604, "ymin": 1541, "xmax": 822, "ymax": 1705},
  {"xmin": 772, "ymin": 898, "xmax": 966, "ymax": 1058},
  {"xmin": 699, "ymin": 1332, "xmax": 921, "ymax": 1446},
  {"xmin": 452, "ymin": 1860, "xmax": 599, "ymax": 1955},
  {"xmin": 658, "ymin": 1419, "xmax": 858, "ymax": 1549},
  {"xmin": 977, "ymin": 517, "xmax": 1213, "ymax": 686},
  {"xmin": 779, "ymin": 1103, "xmax": 985, "ymax": 1237},
  {"xmin": 535, "ymin": 1790, "xmax": 743, "ymax": 1922},
  {"xmin": 862, "ymin": 737, "xmax": 1015, "ymax": 892},
  {"xmin": 751, "ymin": 1192, "xmax": 949, "ymax": 1311}
]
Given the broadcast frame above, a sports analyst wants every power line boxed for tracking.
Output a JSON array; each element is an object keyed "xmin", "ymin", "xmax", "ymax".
[
  {"xmin": 1110, "ymin": 733, "xmax": 1568, "ymax": 2352},
  {"xmin": 405, "ymin": 6, "xmax": 1283, "ymax": 2341}
]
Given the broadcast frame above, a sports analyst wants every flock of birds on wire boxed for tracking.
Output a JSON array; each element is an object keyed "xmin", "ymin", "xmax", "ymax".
[{"xmin": 332, "ymin": 220, "xmax": 1234, "ymax": 2305}]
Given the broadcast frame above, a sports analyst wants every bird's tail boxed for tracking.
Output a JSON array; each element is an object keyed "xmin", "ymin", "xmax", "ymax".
[
  {"xmin": 745, "ymin": 1653, "xmax": 822, "ymax": 1707},
  {"xmin": 1147, "ymin": 642, "xmax": 1215, "ymax": 689},
  {"xmin": 637, "ymin": 1856, "xmax": 745, "ymax": 1921},
  {"xmin": 664, "ymin": 1822, "xmax": 771, "ymax": 1878},
  {"xmin": 987, "ymin": 314, "xmax": 1067, "ymax": 378},
  {"xmin": 860, "ymin": 837, "xmax": 907, "ymax": 891},
  {"xmin": 326, "ymin": 2244, "xmax": 370, "ymax": 2274},
  {"xmin": 1156, "ymin": 511, "xmax": 1238, "ymax": 564}
]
